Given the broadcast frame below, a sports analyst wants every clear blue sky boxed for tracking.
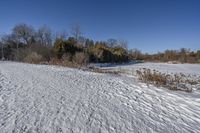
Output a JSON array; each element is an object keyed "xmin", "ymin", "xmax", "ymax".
[{"xmin": 0, "ymin": 0, "xmax": 200, "ymax": 53}]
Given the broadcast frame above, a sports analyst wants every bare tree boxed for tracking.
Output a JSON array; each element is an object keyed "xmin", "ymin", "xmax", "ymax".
[
  {"xmin": 117, "ymin": 39, "xmax": 128, "ymax": 49},
  {"xmin": 37, "ymin": 26, "xmax": 52, "ymax": 46},
  {"xmin": 180, "ymin": 48, "xmax": 188, "ymax": 63},
  {"xmin": 12, "ymin": 23, "xmax": 35, "ymax": 45},
  {"xmin": 107, "ymin": 38, "xmax": 118, "ymax": 47},
  {"xmin": 55, "ymin": 30, "xmax": 68, "ymax": 40},
  {"xmin": 107, "ymin": 39, "xmax": 128, "ymax": 49},
  {"xmin": 129, "ymin": 48, "xmax": 142, "ymax": 59},
  {"xmin": 70, "ymin": 24, "xmax": 82, "ymax": 41}
]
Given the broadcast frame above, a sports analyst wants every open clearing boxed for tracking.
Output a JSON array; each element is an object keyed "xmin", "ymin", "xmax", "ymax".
[{"xmin": 0, "ymin": 61, "xmax": 200, "ymax": 133}]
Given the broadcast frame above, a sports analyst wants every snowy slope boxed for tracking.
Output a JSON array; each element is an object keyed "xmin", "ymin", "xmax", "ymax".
[{"xmin": 0, "ymin": 61, "xmax": 200, "ymax": 133}]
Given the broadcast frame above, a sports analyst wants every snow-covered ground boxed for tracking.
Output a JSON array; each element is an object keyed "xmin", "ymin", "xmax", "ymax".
[
  {"xmin": 0, "ymin": 61, "xmax": 200, "ymax": 133},
  {"xmin": 100, "ymin": 62, "xmax": 200, "ymax": 76}
]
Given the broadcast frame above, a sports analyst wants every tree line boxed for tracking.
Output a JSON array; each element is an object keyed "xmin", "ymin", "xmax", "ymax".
[
  {"xmin": 0, "ymin": 23, "xmax": 129, "ymax": 66},
  {"xmin": 0, "ymin": 23, "xmax": 199, "ymax": 66},
  {"xmin": 129, "ymin": 48, "xmax": 200, "ymax": 63}
]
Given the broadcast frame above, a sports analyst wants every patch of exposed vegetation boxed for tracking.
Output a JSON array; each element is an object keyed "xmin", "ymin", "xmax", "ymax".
[
  {"xmin": 136, "ymin": 68, "xmax": 200, "ymax": 92},
  {"xmin": 88, "ymin": 67, "xmax": 120, "ymax": 75}
]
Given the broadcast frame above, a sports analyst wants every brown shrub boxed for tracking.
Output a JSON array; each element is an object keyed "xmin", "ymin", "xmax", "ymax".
[
  {"xmin": 62, "ymin": 53, "xmax": 72, "ymax": 62},
  {"xmin": 91, "ymin": 68, "xmax": 119, "ymax": 75},
  {"xmin": 73, "ymin": 52, "xmax": 89, "ymax": 66},
  {"xmin": 24, "ymin": 52, "xmax": 43, "ymax": 64},
  {"xmin": 49, "ymin": 58, "xmax": 63, "ymax": 65},
  {"xmin": 136, "ymin": 68, "xmax": 199, "ymax": 92},
  {"xmin": 13, "ymin": 48, "xmax": 30, "ymax": 61}
]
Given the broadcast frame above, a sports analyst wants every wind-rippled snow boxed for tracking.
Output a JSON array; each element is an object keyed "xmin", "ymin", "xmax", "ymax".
[{"xmin": 0, "ymin": 61, "xmax": 200, "ymax": 133}]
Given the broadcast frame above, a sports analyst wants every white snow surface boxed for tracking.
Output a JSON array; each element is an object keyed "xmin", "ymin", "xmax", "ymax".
[
  {"xmin": 0, "ymin": 61, "xmax": 200, "ymax": 133},
  {"xmin": 101, "ymin": 62, "xmax": 200, "ymax": 76}
]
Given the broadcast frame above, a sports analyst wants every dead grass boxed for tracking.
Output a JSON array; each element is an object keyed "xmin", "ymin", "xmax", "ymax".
[
  {"xmin": 90, "ymin": 68, "xmax": 120, "ymax": 75},
  {"xmin": 136, "ymin": 68, "xmax": 199, "ymax": 92},
  {"xmin": 24, "ymin": 52, "xmax": 43, "ymax": 64}
]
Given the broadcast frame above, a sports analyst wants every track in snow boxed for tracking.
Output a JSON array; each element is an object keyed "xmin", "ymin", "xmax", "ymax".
[{"xmin": 0, "ymin": 61, "xmax": 200, "ymax": 133}]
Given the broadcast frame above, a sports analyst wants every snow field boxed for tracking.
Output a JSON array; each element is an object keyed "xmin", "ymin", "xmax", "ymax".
[{"xmin": 0, "ymin": 61, "xmax": 200, "ymax": 133}]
